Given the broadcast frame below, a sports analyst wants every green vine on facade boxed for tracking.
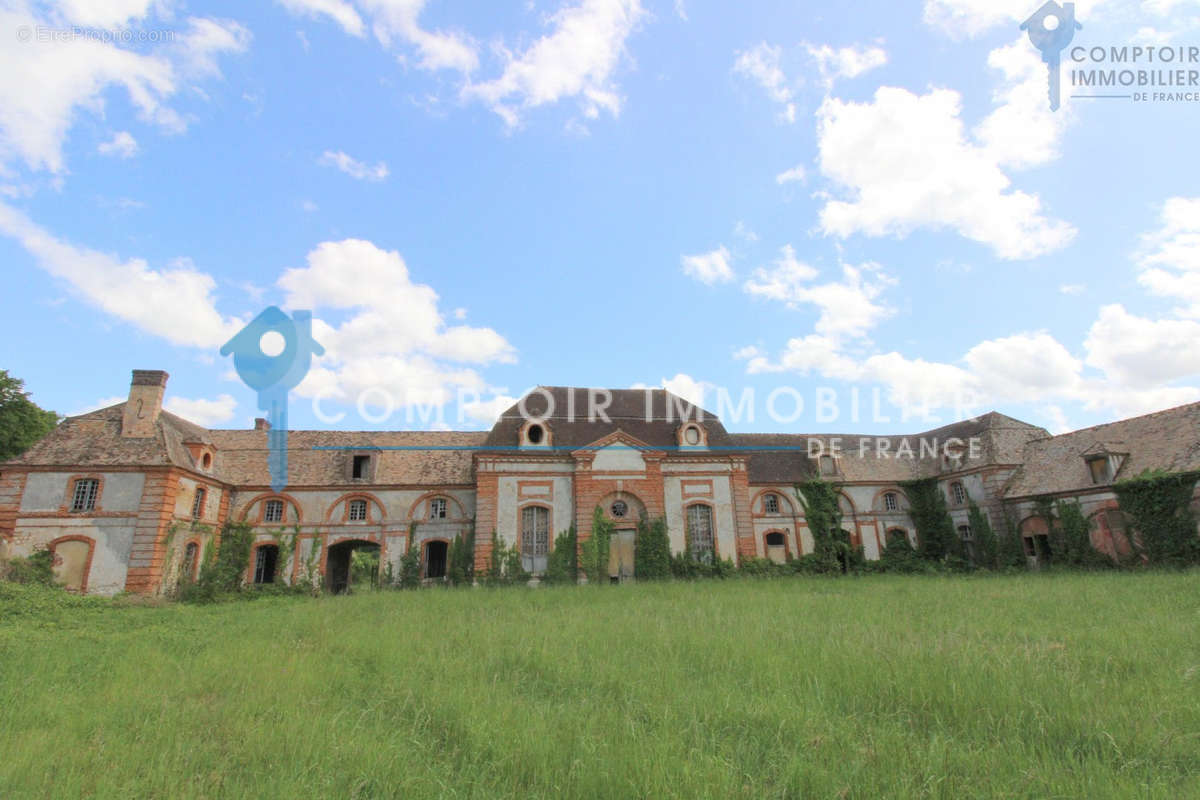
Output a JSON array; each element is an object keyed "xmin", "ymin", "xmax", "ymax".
[
  {"xmin": 900, "ymin": 478, "xmax": 958, "ymax": 562},
  {"xmin": 1114, "ymin": 469, "xmax": 1200, "ymax": 565}
]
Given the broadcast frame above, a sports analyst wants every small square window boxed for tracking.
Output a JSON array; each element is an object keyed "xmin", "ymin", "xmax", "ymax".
[
  {"xmin": 348, "ymin": 499, "xmax": 368, "ymax": 521},
  {"xmin": 430, "ymin": 498, "xmax": 447, "ymax": 519},
  {"xmin": 764, "ymin": 494, "xmax": 779, "ymax": 514},
  {"xmin": 70, "ymin": 479, "xmax": 99, "ymax": 513},
  {"xmin": 264, "ymin": 499, "xmax": 284, "ymax": 523},
  {"xmin": 191, "ymin": 487, "xmax": 206, "ymax": 519}
]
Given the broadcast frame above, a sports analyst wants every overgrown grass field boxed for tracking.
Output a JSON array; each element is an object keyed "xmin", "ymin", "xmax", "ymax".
[{"xmin": 1, "ymin": 573, "xmax": 1198, "ymax": 799}]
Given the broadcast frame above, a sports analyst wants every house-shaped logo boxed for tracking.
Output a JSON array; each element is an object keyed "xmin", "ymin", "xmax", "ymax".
[{"xmin": 1021, "ymin": 1, "xmax": 1083, "ymax": 111}]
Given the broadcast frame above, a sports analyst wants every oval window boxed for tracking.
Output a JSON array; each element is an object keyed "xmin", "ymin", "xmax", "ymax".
[
  {"xmin": 611, "ymin": 500, "xmax": 628, "ymax": 518},
  {"xmin": 683, "ymin": 426, "xmax": 701, "ymax": 445},
  {"xmin": 527, "ymin": 424, "xmax": 544, "ymax": 445}
]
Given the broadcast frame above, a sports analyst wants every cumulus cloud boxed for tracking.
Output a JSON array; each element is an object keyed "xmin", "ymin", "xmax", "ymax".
[
  {"xmin": 0, "ymin": 3, "xmax": 248, "ymax": 174},
  {"xmin": 631, "ymin": 373, "xmax": 710, "ymax": 409},
  {"xmin": 462, "ymin": 0, "xmax": 645, "ymax": 126},
  {"xmin": 816, "ymin": 86, "xmax": 1076, "ymax": 260},
  {"xmin": 805, "ymin": 42, "xmax": 887, "ymax": 88},
  {"xmin": 733, "ymin": 42, "xmax": 795, "ymax": 122},
  {"xmin": 98, "ymin": 131, "xmax": 139, "ymax": 159},
  {"xmin": 279, "ymin": 238, "xmax": 517, "ymax": 410},
  {"xmin": 1136, "ymin": 196, "xmax": 1200, "ymax": 318},
  {"xmin": 318, "ymin": 149, "xmax": 390, "ymax": 181},
  {"xmin": 0, "ymin": 201, "xmax": 242, "ymax": 348},
  {"xmin": 680, "ymin": 245, "xmax": 734, "ymax": 285},
  {"xmin": 164, "ymin": 393, "xmax": 239, "ymax": 427},
  {"xmin": 775, "ymin": 165, "xmax": 806, "ymax": 185},
  {"xmin": 276, "ymin": 0, "xmax": 365, "ymax": 37}
]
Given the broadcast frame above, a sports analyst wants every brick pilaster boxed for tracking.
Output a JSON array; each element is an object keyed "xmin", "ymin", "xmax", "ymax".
[
  {"xmin": 473, "ymin": 470, "xmax": 498, "ymax": 573},
  {"xmin": 730, "ymin": 462, "xmax": 756, "ymax": 563},
  {"xmin": 124, "ymin": 469, "xmax": 180, "ymax": 594},
  {"xmin": 0, "ymin": 470, "xmax": 26, "ymax": 557}
]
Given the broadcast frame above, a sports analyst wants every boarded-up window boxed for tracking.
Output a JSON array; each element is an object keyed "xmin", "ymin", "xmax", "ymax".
[
  {"xmin": 765, "ymin": 531, "xmax": 787, "ymax": 564},
  {"xmin": 51, "ymin": 539, "xmax": 91, "ymax": 592},
  {"xmin": 521, "ymin": 506, "xmax": 549, "ymax": 573},
  {"xmin": 348, "ymin": 499, "xmax": 367, "ymax": 521},
  {"xmin": 70, "ymin": 479, "xmax": 99, "ymax": 512},
  {"xmin": 1087, "ymin": 457, "xmax": 1111, "ymax": 484},
  {"xmin": 263, "ymin": 499, "xmax": 284, "ymax": 523},
  {"xmin": 686, "ymin": 505, "xmax": 715, "ymax": 564}
]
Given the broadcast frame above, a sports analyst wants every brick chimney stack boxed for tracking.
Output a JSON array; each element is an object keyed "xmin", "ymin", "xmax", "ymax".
[
  {"xmin": 254, "ymin": 417, "xmax": 271, "ymax": 431},
  {"xmin": 121, "ymin": 370, "xmax": 168, "ymax": 438}
]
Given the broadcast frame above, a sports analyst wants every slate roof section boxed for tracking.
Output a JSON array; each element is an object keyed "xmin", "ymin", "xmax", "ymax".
[
  {"xmin": 482, "ymin": 387, "xmax": 736, "ymax": 450},
  {"xmin": 1003, "ymin": 402, "xmax": 1200, "ymax": 497},
  {"xmin": 5, "ymin": 404, "xmax": 199, "ymax": 470}
]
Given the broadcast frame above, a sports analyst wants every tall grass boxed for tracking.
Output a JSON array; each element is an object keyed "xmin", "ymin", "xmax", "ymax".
[{"xmin": 1, "ymin": 573, "xmax": 1198, "ymax": 798}]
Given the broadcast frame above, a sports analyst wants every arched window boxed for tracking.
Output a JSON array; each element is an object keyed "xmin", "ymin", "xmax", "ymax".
[
  {"xmin": 521, "ymin": 506, "xmax": 550, "ymax": 573},
  {"xmin": 686, "ymin": 504, "xmax": 715, "ymax": 564},
  {"xmin": 253, "ymin": 544, "xmax": 279, "ymax": 584},
  {"xmin": 950, "ymin": 482, "xmax": 967, "ymax": 505},
  {"xmin": 764, "ymin": 531, "xmax": 787, "ymax": 564},
  {"xmin": 883, "ymin": 492, "xmax": 898, "ymax": 512},
  {"xmin": 348, "ymin": 499, "xmax": 368, "ymax": 521},
  {"xmin": 764, "ymin": 493, "xmax": 780, "ymax": 514},
  {"xmin": 527, "ymin": 424, "xmax": 544, "ymax": 445},
  {"xmin": 181, "ymin": 542, "xmax": 200, "ymax": 581}
]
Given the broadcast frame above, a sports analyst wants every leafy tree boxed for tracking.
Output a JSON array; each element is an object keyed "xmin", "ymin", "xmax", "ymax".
[{"xmin": 0, "ymin": 370, "xmax": 58, "ymax": 461}]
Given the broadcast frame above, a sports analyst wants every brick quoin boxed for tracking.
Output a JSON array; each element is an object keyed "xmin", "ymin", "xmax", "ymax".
[
  {"xmin": 0, "ymin": 471, "xmax": 27, "ymax": 557},
  {"xmin": 123, "ymin": 468, "xmax": 180, "ymax": 594},
  {"xmin": 472, "ymin": 469, "xmax": 499, "ymax": 573}
]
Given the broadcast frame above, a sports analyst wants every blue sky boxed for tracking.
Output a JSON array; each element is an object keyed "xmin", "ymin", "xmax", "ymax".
[{"xmin": 1, "ymin": 0, "xmax": 1198, "ymax": 436}]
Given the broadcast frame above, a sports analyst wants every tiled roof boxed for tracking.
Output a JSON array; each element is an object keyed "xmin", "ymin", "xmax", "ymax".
[
  {"xmin": 1003, "ymin": 402, "xmax": 1200, "ymax": 497},
  {"xmin": 483, "ymin": 387, "xmax": 736, "ymax": 450},
  {"xmin": 5, "ymin": 404, "xmax": 184, "ymax": 469}
]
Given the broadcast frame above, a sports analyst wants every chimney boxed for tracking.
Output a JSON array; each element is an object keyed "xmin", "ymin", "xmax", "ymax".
[
  {"xmin": 254, "ymin": 417, "xmax": 271, "ymax": 431},
  {"xmin": 121, "ymin": 370, "xmax": 168, "ymax": 438}
]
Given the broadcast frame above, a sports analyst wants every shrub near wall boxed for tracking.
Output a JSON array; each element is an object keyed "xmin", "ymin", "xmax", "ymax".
[{"xmin": 1115, "ymin": 469, "xmax": 1200, "ymax": 566}]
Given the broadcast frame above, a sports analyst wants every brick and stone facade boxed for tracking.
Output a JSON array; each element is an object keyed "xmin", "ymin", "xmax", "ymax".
[{"xmin": 2, "ymin": 371, "xmax": 1198, "ymax": 595}]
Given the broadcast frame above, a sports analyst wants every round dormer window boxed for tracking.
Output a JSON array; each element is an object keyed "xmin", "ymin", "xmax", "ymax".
[
  {"xmin": 527, "ymin": 424, "xmax": 544, "ymax": 445},
  {"xmin": 683, "ymin": 425, "xmax": 701, "ymax": 445},
  {"xmin": 611, "ymin": 500, "xmax": 628, "ymax": 518}
]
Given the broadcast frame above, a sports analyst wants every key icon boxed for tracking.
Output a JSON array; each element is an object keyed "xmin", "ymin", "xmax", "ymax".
[
  {"xmin": 1021, "ymin": 2, "xmax": 1082, "ymax": 112},
  {"xmin": 221, "ymin": 307, "xmax": 324, "ymax": 492}
]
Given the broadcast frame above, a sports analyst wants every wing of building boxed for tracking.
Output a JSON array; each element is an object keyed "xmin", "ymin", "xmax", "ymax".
[{"xmin": 1, "ymin": 371, "xmax": 1198, "ymax": 594}]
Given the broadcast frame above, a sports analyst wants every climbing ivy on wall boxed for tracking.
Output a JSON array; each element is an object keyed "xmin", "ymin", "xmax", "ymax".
[
  {"xmin": 447, "ymin": 525, "xmax": 476, "ymax": 586},
  {"xmin": 900, "ymin": 478, "xmax": 958, "ymax": 562},
  {"xmin": 579, "ymin": 506, "xmax": 614, "ymax": 585},
  {"xmin": 967, "ymin": 500, "xmax": 998, "ymax": 569},
  {"xmin": 1114, "ymin": 469, "xmax": 1200, "ymax": 565},
  {"xmin": 542, "ymin": 526, "xmax": 578, "ymax": 585},
  {"xmin": 179, "ymin": 521, "xmax": 254, "ymax": 602},
  {"xmin": 634, "ymin": 516, "xmax": 671, "ymax": 580},
  {"xmin": 794, "ymin": 479, "xmax": 841, "ymax": 565}
]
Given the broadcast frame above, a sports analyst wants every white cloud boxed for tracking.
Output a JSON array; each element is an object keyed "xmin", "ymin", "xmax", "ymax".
[
  {"xmin": 318, "ymin": 149, "xmax": 389, "ymax": 181},
  {"xmin": 816, "ymin": 86, "xmax": 1076, "ymax": 260},
  {"xmin": 680, "ymin": 245, "xmax": 734, "ymax": 285},
  {"xmin": 1083, "ymin": 304, "xmax": 1200, "ymax": 385},
  {"xmin": 164, "ymin": 393, "xmax": 239, "ymax": 427},
  {"xmin": 805, "ymin": 42, "xmax": 887, "ymax": 88},
  {"xmin": 1136, "ymin": 196, "xmax": 1200, "ymax": 318},
  {"xmin": 461, "ymin": 393, "xmax": 518, "ymax": 426},
  {"xmin": 98, "ymin": 131, "xmax": 139, "ymax": 159},
  {"xmin": 0, "ymin": 201, "xmax": 241, "ymax": 348},
  {"xmin": 0, "ymin": 3, "xmax": 248, "ymax": 174},
  {"xmin": 775, "ymin": 164, "xmax": 806, "ymax": 185},
  {"xmin": 462, "ymin": 0, "xmax": 645, "ymax": 126},
  {"xmin": 733, "ymin": 42, "xmax": 795, "ymax": 122},
  {"xmin": 359, "ymin": 0, "xmax": 479, "ymax": 72},
  {"xmin": 1060, "ymin": 283, "xmax": 1086, "ymax": 295},
  {"xmin": 733, "ymin": 220, "xmax": 758, "ymax": 242},
  {"xmin": 974, "ymin": 38, "xmax": 1072, "ymax": 170},
  {"xmin": 673, "ymin": 0, "xmax": 687, "ymax": 20},
  {"xmin": 922, "ymin": 0, "xmax": 1108, "ymax": 38},
  {"xmin": 745, "ymin": 247, "xmax": 895, "ymax": 340},
  {"xmin": 68, "ymin": 395, "xmax": 125, "ymax": 416},
  {"xmin": 279, "ymin": 238, "xmax": 517, "ymax": 410},
  {"xmin": 277, "ymin": 0, "xmax": 365, "ymax": 37},
  {"xmin": 631, "ymin": 373, "xmax": 710, "ymax": 409}
]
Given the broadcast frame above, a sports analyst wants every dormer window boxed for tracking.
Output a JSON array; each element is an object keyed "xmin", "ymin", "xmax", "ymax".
[
  {"xmin": 819, "ymin": 455, "xmax": 838, "ymax": 476},
  {"xmin": 764, "ymin": 494, "xmax": 779, "ymax": 514},
  {"xmin": 201, "ymin": 452, "xmax": 212, "ymax": 470},
  {"xmin": 678, "ymin": 423, "xmax": 706, "ymax": 448},
  {"xmin": 1087, "ymin": 456, "xmax": 1111, "ymax": 484},
  {"xmin": 520, "ymin": 420, "xmax": 552, "ymax": 448},
  {"xmin": 352, "ymin": 454, "xmax": 371, "ymax": 480}
]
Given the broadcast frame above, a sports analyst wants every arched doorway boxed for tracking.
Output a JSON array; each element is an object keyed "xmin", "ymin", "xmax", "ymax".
[
  {"xmin": 326, "ymin": 539, "xmax": 381, "ymax": 594},
  {"xmin": 424, "ymin": 540, "xmax": 448, "ymax": 580},
  {"xmin": 50, "ymin": 537, "xmax": 93, "ymax": 593}
]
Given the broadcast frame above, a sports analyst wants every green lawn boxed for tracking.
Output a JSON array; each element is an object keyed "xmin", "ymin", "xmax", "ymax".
[{"xmin": 1, "ymin": 573, "xmax": 1198, "ymax": 799}]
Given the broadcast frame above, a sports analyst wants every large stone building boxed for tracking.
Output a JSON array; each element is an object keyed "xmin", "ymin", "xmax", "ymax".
[{"xmin": 1, "ymin": 370, "xmax": 1198, "ymax": 595}]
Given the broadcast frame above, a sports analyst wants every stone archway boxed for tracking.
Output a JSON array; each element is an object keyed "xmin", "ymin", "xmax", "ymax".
[{"xmin": 326, "ymin": 539, "xmax": 381, "ymax": 594}]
